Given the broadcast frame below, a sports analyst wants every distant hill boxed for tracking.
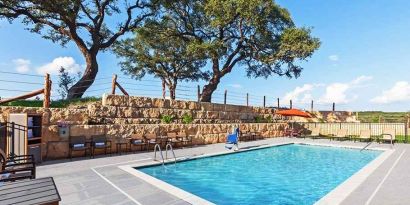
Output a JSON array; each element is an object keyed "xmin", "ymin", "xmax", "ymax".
[{"xmin": 357, "ymin": 111, "xmax": 409, "ymax": 123}]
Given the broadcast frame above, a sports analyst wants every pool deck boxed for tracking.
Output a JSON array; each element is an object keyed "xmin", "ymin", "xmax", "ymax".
[{"xmin": 36, "ymin": 137, "xmax": 410, "ymax": 205}]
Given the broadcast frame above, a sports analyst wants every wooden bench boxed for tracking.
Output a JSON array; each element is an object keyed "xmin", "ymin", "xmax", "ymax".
[{"xmin": 0, "ymin": 177, "xmax": 61, "ymax": 205}]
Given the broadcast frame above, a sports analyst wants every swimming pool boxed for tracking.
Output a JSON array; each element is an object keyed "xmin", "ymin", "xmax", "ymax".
[{"xmin": 138, "ymin": 144, "xmax": 381, "ymax": 205}]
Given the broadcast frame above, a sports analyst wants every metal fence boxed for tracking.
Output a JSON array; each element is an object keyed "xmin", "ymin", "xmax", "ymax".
[
  {"xmin": 295, "ymin": 122, "xmax": 408, "ymax": 142},
  {"xmin": 0, "ymin": 122, "xmax": 27, "ymax": 157}
]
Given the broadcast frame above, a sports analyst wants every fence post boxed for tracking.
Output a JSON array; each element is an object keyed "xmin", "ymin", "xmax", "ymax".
[
  {"xmin": 224, "ymin": 90, "xmax": 227, "ymax": 105},
  {"xmin": 311, "ymin": 100, "xmax": 314, "ymax": 112},
  {"xmin": 290, "ymin": 100, "xmax": 292, "ymax": 109},
  {"xmin": 111, "ymin": 74, "xmax": 117, "ymax": 95},
  {"xmin": 246, "ymin": 93, "xmax": 249, "ymax": 106},
  {"xmin": 197, "ymin": 85, "xmax": 201, "ymax": 102},
  {"xmin": 10, "ymin": 122, "xmax": 15, "ymax": 156},
  {"xmin": 263, "ymin": 96, "xmax": 266, "ymax": 108},
  {"xmin": 277, "ymin": 98, "xmax": 280, "ymax": 108},
  {"xmin": 43, "ymin": 73, "xmax": 51, "ymax": 108}
]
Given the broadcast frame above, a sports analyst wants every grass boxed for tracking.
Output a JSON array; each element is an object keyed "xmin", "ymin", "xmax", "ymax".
[
  {"xmin": 2, "ymin": 97, "xmax": 101, "ymax": 108},
  {"xmin": 357, "ymin": 111, "xmax": 409, "ymax": 123}
]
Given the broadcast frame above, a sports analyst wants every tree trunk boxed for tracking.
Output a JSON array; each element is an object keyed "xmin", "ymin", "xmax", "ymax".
[
  {"xmin": 67, "ymin": 52, "xmax": 98, "ymax": 99},
  {"xmin": 161, "ymin": 79, "xmax": 166, "ymax": 99},
  {"xmin": 200, "ymin": 75, "xmax": 220, "ymax": 102},
  {"xmin": 169, "ymin": 82, "xmax": 177, "ymax": 100}
]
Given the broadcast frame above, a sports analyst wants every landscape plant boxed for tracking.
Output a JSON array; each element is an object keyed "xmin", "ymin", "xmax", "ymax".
[
  {"xmin": 182, "ymin": 113, "xmax": 194, "ymax": 124},
  {"xmin": 161, "ymin": 115, "xmax": 174, "ymax": 124}
]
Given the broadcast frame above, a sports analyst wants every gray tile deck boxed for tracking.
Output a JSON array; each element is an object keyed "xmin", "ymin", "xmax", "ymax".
[{"xmin": 36, "ymin": 138, "xmax": 410, "ymax": 205}]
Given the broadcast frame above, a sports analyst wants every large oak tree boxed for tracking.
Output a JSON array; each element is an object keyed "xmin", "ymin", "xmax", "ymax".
[
  {"xmin": 159, "ymin": 0, "xmax": 321, "ymax": 102},
  {"xmin": 0, "ymin": 0, "xmax": 158, "ymax": 99},
  {"xmin": 113, "ymin": 19, "xmax": 210, "ymax": 100}
]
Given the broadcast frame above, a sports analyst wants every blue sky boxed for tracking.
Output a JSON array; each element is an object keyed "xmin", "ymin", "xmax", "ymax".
[{"xmin": 1, "ymin": 0, "xmax": 410, "ymax": 111}]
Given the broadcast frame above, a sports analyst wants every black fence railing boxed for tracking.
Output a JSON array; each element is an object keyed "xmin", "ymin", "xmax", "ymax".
[
  {"xmin": 0, "ymin": 122, "xmax": 27, "ymax": 157},
  {"xmin": 295, "ymin": 122, "xmax": 409, "ymax": 143}
]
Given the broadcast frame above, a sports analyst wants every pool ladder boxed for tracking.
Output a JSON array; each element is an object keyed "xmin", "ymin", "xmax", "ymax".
[
  {"xmin": 360, "ymin": 134, "xmax": 394, "ymax": 152},
  {"xmin": 153, "ymin": 143, "xmax": 177, "ymax": 165}
]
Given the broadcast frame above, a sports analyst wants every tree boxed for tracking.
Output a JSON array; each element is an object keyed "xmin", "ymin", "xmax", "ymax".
[
  {"xmin": 57, "ymin": 67, "xmax": 80, "ymax": 99},
  {"xmin": 158, "ymin": 0, "xmax": 321, "ymax": 102},
  {"xmin": 0, "ymin": 0, "xmax": 158, "ymax": 99},
  {"xmin": 113, "ymin": 20, "xmax": 209, "ymax": 100}
]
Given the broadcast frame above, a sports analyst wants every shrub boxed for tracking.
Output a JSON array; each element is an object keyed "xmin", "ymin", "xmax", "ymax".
[
  {"xmin": 266, "ymin": 115, "xmax": 273, "ymax": 123},
  {"xmin": 182, "ymin": 113, "xmax": 194, "ymax": 124},
  {"xmin": 161, "ymin": 115, "xmax": 174, "ymax": 124},
  {"xmin": 254, "ymin": 116, "xmax": 264, "ymax": 123}
]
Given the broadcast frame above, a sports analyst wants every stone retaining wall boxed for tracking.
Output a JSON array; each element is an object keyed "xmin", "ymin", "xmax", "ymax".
[{"xmin": 0, "ymin": 95, "xmax": 290, "ymax": 160}]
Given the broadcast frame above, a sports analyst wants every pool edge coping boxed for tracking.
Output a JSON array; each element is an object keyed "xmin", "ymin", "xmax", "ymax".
[{"xmin": 119, "ymin": 141, "xmax": 392, "ymax": 205}]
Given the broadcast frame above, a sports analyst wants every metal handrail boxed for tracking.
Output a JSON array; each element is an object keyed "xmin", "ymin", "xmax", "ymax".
[
  {"xmin": 153, "ymin": 144, "xmax": 164, "ymax": 165},
  {"xmin": 165, "ymin": 143, "xmax": 177, "ymax": 164}
]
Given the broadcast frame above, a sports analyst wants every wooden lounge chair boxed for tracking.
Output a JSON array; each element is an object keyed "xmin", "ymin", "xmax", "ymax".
[
  {"xmin": 332, "ymin": 129, "xmax": 348, "ymax": 141},
  {"xmin": 129, "ymin": 133, "xmax": 147, "ymax": 152},
  {"xmin": 167, "ymin": 132, "xmax": 182, "ymax": 148},
  {"xmin": 145, "ymin": 133, "xmax": 159, "ymax": 150},
  {"xmin": 90, "ymin": 135, "xmax": 112, "ymax": 158},
  {"xmin": 177, "ymin": 131, "xmax": 193, "ymax": 147},
  {"xmin": 305, "ymin": 127, "xmax": 320, "ymax": 139},
  {"xmin": 356, "ymin": 130, "xmax": 371, "ymax": 142},
  {"xmin": 69, "ymin": 135, "xmax": 91, "ymax": 160},
  {"xmin": 381, "ymin": 129, "xmax": 396, "ymax": 144},
  {"xmin": 0, "ymin": 148, "xmax": 36, "ymax": 182}
]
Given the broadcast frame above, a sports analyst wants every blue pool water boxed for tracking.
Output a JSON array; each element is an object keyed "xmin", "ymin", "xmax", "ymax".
[{"xmin": 138, "ymin": 144, "xmax": 381, "ymax": 205}]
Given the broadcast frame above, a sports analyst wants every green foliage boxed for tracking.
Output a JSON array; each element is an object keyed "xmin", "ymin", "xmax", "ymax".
[
  {"xmin": 182, "ymin": 113, "xmax": 194, "ymax": 124},
  {"xmin": 158, "ymin": 0, "xmax": 320, "ymax": 101},
  {"xmin": 113, "ymin": 19, "xmax": 210, "ymax": 99},
  {"xmin": 357, "ymin": 111, "xmax": 409, "ymax": 123},
  {"xmin": 58, "ymin": 67, "xmax": 81, "ymax": 100},
  {"xmin": 3, "ymin": 97, "xmax": 101, "ymax": 108},
  {"xmin": 266, "ymin": 115, "xmax": 273, "ymax": 123},
  {"xmin": 161, "ymin": 115, "xmax": 174, "ymax": 124},
  {"xmin": 254, "ymin": 116, "xmax": 264, "ymax": 123}
]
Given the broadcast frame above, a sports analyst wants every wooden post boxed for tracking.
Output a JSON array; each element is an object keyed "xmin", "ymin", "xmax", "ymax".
[
  {"xmin": 332, "ymin": 102, "xmax": 335, "ymax": 112},
  {"xmin": 246, "ymin": 93, "xmax": 249, "ymax": 106},
  {"xmin": 290, "ymin": 100, "xmax": 292, "ymax": 109},
  {"xmin": 224, "ymin": 90, "xmax": 227, "ymax": 105},
  {"xmin": 263, "ymin": 96, "xmax": 266, "ymax": 108},
  {"xmin": 197, "ymin": 85, "xmax": 201, "ymax": 102},
  {"xmin": 111, "ymin": 74, "xmax": 117, "ymax": 95},
  {"xmin": 311, "ymin": 100, "xmax": 314, "ymax": 112},
  {"xmin": 277, "ymin": 98, "xmax": 280, "ymax": 108},
  {"xmin": 115, "ymin": 82, "xmax": 129, "ymax": 96},
  {"xmin": 43, "ymin": 73, "xmax": 51, "ymax": 108}
]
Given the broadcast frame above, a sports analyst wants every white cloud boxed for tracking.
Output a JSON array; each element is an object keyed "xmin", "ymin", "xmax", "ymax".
[
  {"xmin": 36, "ymin": 57, "xmax": 83, "ymax": 75},
  {"xmin": 13, "ymin": 58, "xmax": 31, "ymax": 73},
  {"xmin": 328, "ymin": 55, "xmax": 339, "ymax": 61},
  {"xmin": 371, "ymin": 81, "xmax": 410, "ymax": 104},
  {"xmin": 228, "ymin": 84, "xmax": 242, "ymax": 89},
  {"xmin": 319, "ymin": 75, "xmax": 372, "ymax": 104},
  {"xmin": 283, "ymin": 84, "xmax": 317, "ymax": 103}
]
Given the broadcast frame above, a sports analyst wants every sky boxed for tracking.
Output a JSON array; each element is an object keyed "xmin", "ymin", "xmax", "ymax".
[{"xmin": 1, "ymin": 0, "xmax": 410, "ymax": 111}]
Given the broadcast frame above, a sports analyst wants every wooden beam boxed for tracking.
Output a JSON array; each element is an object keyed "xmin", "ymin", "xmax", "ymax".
[
  {"xmin": 43, "ymin": 73, "xmax": 51, "ymax": 108},
  {"xmin": 115, "ymin": 82, "xmax": 129, "ymax": 96},
  {"xmin": 111, "ymin": 74, "xmax": 117, "ymax": 95},
  {"xmin": 246, "ymin": 93, "xmax": 249, "ymax": 106},
  {"xmin": 0, "ymin": 89, "xmax": 44, "ymax": 105}
]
